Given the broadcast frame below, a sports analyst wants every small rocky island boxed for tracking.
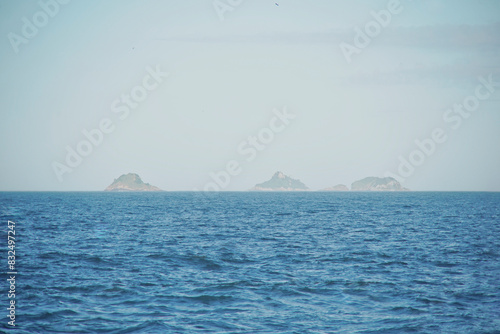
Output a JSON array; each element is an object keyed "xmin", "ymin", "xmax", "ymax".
[
  {"xmin": 250, "ymin": 171, "xmax": 309, "ymax": 191},
  {"xmin": 104, "ymin": 173, "xmax": 162, "ymax": 192},
  {"xmin": 321, "ymin": 184, "xmax": 349, "ymax": 191},
  {"xmin": 351, "ymin": 176, "xmax": 408, "ymax": 191}
]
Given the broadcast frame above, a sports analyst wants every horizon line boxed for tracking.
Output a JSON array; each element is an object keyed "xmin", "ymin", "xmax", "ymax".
[{"xmin": 1, "ymin": 190, "xmax": 499, "ymax": 193}]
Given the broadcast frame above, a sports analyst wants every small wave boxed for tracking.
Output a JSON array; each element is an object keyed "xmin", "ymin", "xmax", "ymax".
[
  {"xmin": 38, "ymin": 251, "xmax": 69, "ymax": 259},
  {"xmin": 417, "ymin": 297, "xmax": 447, "ymax": 305},
  {"xmin": 343, "ymin": 288, "xmax": 368, "ymax": 296},
  {"xmin": 413, "ymin": 279, "xmax": 439, "ymax": 286},
  {"xmin": 181, "ymin": 254, "xmax": 223, "ymax": 270},
  {"xmin": 110, "ymin": 320, "xmax": 171, "ymax": 334},
  {"xmin": 25, "ymin": 308, "xmax": 79, "ymax": 322},
  {"xmin": 378, "ymin": 261, "xmax": 408, "ymax": 267},
  {"xmin": 185, "ymin": 294, "xmax": 233, "ymax": 304},
  {"xmin": 57, "ymin": 284, "xmax": 106, "ymax": 294},
  {"xmin": 391, "ymin": 306, "xmax": 427, "ymax": 315},
  {"xmin": 433, "ymin": 261, "xmax": 457, "ymax": 268}
]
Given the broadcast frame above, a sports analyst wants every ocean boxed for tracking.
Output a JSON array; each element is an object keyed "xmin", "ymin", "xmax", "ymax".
[{"xmin": 1, "ymin": 191, "xmax": 499, "ymax": 333}]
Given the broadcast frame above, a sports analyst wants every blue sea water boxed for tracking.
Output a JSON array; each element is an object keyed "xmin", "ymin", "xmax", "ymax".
[{"xmin": 0, "ymin": 191, "xmax": 499, "ymax": 333}]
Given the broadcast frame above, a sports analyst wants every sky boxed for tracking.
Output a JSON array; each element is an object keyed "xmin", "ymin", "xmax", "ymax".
[{"xmin": 0, "ymin": 0, "xmax": 499, "ymax": 191}]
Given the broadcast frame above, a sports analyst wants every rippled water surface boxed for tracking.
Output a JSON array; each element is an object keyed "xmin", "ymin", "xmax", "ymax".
[{"xmin": 1, "ymin": 192, "xmax": 499, "ymax": 333}]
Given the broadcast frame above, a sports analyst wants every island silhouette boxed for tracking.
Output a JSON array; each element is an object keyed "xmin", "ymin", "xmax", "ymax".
[{"xmin": 105, "ymin": 172, "xmax": 409, "ymax": 191}]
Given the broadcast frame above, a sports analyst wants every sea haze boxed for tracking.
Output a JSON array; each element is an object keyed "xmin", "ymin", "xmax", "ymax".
[{"xmin": 1, "ymin": 192, "xmax": 499, "ymax": 333}]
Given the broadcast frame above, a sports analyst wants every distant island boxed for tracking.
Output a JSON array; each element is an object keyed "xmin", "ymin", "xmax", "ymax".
[
  {"xmin": 351, "ymin": 177, "xmax": 409, "ymax": 191},
  {"xmin": 250, "ymin": 171, "xmax": 309, "ymax": 191},
  {"xmin": 321, "ymin": 184, "xmax": 349, "ymax": 191},
  {"xmin": 251, "ymin": 172, "xmax": 409, "ymax": 192},
  {"xmin": 105, "ymin": 173, "xmax": 162, "ymax": 192},
  {"xmin": 322, "ymin": 176, "xmax": 408, "ymax": 191},
  {"xmin": 103, "ymin": 172, "xmax": 408, "ymax": 192}
]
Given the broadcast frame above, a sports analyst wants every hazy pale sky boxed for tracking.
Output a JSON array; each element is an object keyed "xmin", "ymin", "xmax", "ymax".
[{"xmin": 1, "ymin": 0, "xmax": 499, "ymax": 191}]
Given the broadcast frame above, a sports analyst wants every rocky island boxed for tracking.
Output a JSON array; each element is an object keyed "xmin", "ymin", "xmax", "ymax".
[
  {"xmin": 104, "ymin": 173, "xmax": 162, "ymax": 192},
  {"xmin": 250, "ymin": 171, "xmax": 309, "ymax": 191},
  {"xmin": 321, "ymin": 184, "xmax": 349, "ymax": 191},
  {"xmin": 351, "ymin": 176, "xmax": 408, "ymax": 191}
]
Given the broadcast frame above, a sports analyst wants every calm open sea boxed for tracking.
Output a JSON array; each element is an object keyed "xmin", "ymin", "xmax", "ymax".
[{"xmin": 1, "ymin": 192, "xmax": 499, "ymax": 333}]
